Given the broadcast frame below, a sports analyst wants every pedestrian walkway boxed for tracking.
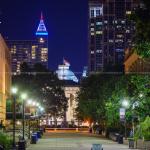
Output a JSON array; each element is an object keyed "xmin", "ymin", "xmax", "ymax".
[{"xmin": 27, "ymin": 133, "xmax": 136, "ymax": 150}]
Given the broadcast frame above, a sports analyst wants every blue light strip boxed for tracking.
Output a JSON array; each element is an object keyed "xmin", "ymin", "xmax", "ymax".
[{"xmin": 36, "ymin": 32, "xmax": 48, "ymax": 36}]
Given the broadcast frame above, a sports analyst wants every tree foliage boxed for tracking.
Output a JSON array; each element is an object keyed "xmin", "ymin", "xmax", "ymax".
[
  {"xmin": 134, "ymin": 116, "xmax": 150, "ymax": 140},
  {"xmin": 12, "ymin": 62, "xmax": 68, "ymax": 119},
  {"xmin": 76, "ymin": 74, "xmax": 150, "ymax": 130},
  {"xmin": 131, "ymin": 0, "xmax": 150, "ymax": 58}
]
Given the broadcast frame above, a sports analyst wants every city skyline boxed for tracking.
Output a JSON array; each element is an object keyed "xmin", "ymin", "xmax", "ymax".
[
  {"xmin": 7, "ymin": 13, "xmax": 49, "ymax": 74},
  {"xmin": 0, "ymin": 0, "xmax": 88, "ymax": 74}
]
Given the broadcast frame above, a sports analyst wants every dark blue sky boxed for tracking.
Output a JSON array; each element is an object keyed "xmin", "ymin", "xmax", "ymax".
[{"xmin": 0, "ymin": 0, "xmax": 88, "ymax": 74}]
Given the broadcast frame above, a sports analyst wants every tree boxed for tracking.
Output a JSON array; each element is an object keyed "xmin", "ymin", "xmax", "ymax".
[
  {"xmin": 12, "ymin": 62, "xmax": 68, "ymax": 120},
  {"xmin": 76, "ymin": 74, "xmax": 118, "ymax": 126},
  {"xmin": 131, "ymin": 0, "xmax": 150, "ymax": 57},
  {"xmin": 76, "ymin": 74, "xmax": 150, "ymax": 133}
]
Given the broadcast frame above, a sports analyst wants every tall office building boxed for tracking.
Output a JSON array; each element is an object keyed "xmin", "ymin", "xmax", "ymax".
[
  {"xmin": 88, "ymin": 0, "xmax": 137, "ymax": 73},
  {"xmin": 7, "ymin": 13, "xmax": 48, "ymax": 74}
]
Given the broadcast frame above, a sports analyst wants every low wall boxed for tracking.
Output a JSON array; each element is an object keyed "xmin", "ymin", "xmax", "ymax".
[{"xmin": 45, "ymin": 128, "xmax": 89, "ymax": 133}]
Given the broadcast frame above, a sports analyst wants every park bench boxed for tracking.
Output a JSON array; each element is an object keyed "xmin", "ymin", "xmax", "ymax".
[{"xmin": 91, "ymin": 144, "xmax": 103, "ymax": 150}]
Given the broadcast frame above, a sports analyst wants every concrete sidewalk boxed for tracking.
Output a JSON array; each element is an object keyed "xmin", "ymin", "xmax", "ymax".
[{"xmin": 27, "ymin": 133, "xmax": 138, "ymax": 150}]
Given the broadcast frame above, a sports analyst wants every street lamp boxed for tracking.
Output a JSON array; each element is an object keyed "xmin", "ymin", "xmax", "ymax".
[
  {"xmin": 21, "ymin": 93, "xmax": 27, "ymax": 140},
  {"xmin": 122, "ymin": 99, "xmax": 129, "ymax": 108},
  {"xmin": 11, "ymin": 87, "xmax": 18, "ymax": 149},
  {"xmin": 121, "ymin": 99, "xmax": 129, "ymax": 139},
  {"xmin": 11, "ymin": 87, "xmax": 18, "ymax": 94},
  {"xmin": 26, "ymin": 99, "xmax": 34, "ymax": 139},
  {"xmin": 37, "ymin": 106, "xmax": 44, "ymax": 130}
]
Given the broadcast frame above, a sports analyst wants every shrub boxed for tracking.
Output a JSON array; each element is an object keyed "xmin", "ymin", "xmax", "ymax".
[
  {"xmin": 134, "ymin": 116, "xmax": 150, "ymax": 141},
  {"xmin": 0, "ymin": 131, "xmax": 13, "ymax": 150}
]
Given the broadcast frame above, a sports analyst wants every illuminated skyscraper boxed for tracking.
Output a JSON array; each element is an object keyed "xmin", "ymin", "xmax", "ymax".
[
  {"xmin": 7, "ymin": 13, "xmax": 48, "ymax": 74},
  {"xmin": 88, "ymin": 0, "xmax": 137, "ymax": 73}
]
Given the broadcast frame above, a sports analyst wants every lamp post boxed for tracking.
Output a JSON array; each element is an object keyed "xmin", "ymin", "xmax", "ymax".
[
  {"xmin": 35, "ymin": 104, "xmax": 44, "ymax": 130},
  {"xmin": 121, "ymin": 99, "xmax": 129, "ymax": 139},
  {"xmin": 11, "ymin": 87, "xmax": 18, "ymax": 149},
  {"xmin": 21, "ymin": 93, "xmax": 27, "ymax": 140},
  {"xmin": 27, "ymin": 99, "xmax": 34, "ymax": 139},
  {"xmin": 26, "ymin": 99, "xmax": 31, "ymax": 139}
]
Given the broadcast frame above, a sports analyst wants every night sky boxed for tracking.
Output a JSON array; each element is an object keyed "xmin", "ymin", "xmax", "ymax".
[{"xmin": 0, "ymin": 0, "xmax": 88, "ymax": 75}]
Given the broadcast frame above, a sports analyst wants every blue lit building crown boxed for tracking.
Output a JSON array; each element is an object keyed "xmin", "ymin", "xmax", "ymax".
[{"xmin": 36, "ymin": 13, "xmax": 48, "ymax": 36}]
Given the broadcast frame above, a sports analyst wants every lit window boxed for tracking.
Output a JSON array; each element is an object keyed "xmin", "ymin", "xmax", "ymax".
[
  {"xmin": 121, "ymin": 20, "xmax": 125, "ymax": 24},
  {"xmin": 116, "ymin": 49, "xmax": 124, "ymax": 52},
  {"xmin": 91, "ymin": 51, "xmax": 94, "ymax": 54},
  {"xmin": 91, "ymin": 32, "xmax": 95, "ymax": 36},
  {"xmin": 39, "ymin": 38, "xmax": 45, "ymax": 43},
  {"xmin": 115, "ymin": 39, "xmax": 123, "ymax": 42},
  {"xmin": 126, "ymin": 11, "xmax": 131, "ymax": 15},
  {"xmin": 126, "ymin": 30, "xmax": 130, "ymax": 33},
  {"xmin": 96, "ymin": 31, "xmax": 103, "ymax": 34},
  {"xmin": 96, "ymin": 9, "xmax": 100, "ymax": 16},
  {"xmin": 104, "ymin": 20, "xmax": 108, "ymax": 24},
  {"xmin": 117, "ymin": 34, "xmax": 123, "ymax": 38},
  {"xmin": 90, "ymin": 9, "xmax": 94, "ymax": 18},
  {"xmin": 116, "ymin": 25, "xmax": 122, "ymax": 29},
  {"xmin": 41, "ymin": 48, "xmax": 48, "ymax": 62},
  {"xmin": 109, "ymin": 40, "xmax": 113, "ymax": 43},
  {"xmin": 31, "ymin": 46, "xmax": 37, "ymax": 59},
  {"xmin": 91, "ymin": 28, "xmax": 94, "ymax": 31},
  {"xmin": 90, "ymin": 6, "xmax": 103, "ymax": 18},
  {"xmin": 91, "ymin": 23, "xmax": 94, "ymax": 26},
  {"xmin": 96, "ymin": 50, "xmax": 102, "ymax": 53},
  {"xmin": 96, "ymin": 22, "xmax": 102, "ymax": 25}
]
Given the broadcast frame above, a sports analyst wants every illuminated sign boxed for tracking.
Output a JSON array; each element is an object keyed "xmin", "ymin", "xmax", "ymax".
[{"xmin": 120, "ymin": 108, "xmax": 125, "ymax": 121}]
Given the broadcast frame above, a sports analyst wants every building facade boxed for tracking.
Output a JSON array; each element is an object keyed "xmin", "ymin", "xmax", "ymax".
[
  {"xmin": 124, "ymin": 49, "xmax": 150, "ymax": 73},
  {"xmin": 56, "ymin": 62, "xmax": 79, "ymax": 124},
  {"xmin": 64, "ymin": 83, "xmax": 79, "ymax": 124},
  {"xmin": 88, "ymin": 0, "xmax": 137, "ymax": 73},
  {"xmin": 0, "ymin": 34, "xmax": 11, "ymax": 125},
  {"xmin": 7, "ymin": 13, "xmax": 48, "ymax": 74}
]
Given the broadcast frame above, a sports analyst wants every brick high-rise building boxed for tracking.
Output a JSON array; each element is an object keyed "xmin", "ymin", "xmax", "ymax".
[
  {"xmin": 7, "ymin": 13, "xmax": 48, "ymax": 74},
  {"xmin": 88, "ymin": 0, "xmax": 137, "ymax": 73}
]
